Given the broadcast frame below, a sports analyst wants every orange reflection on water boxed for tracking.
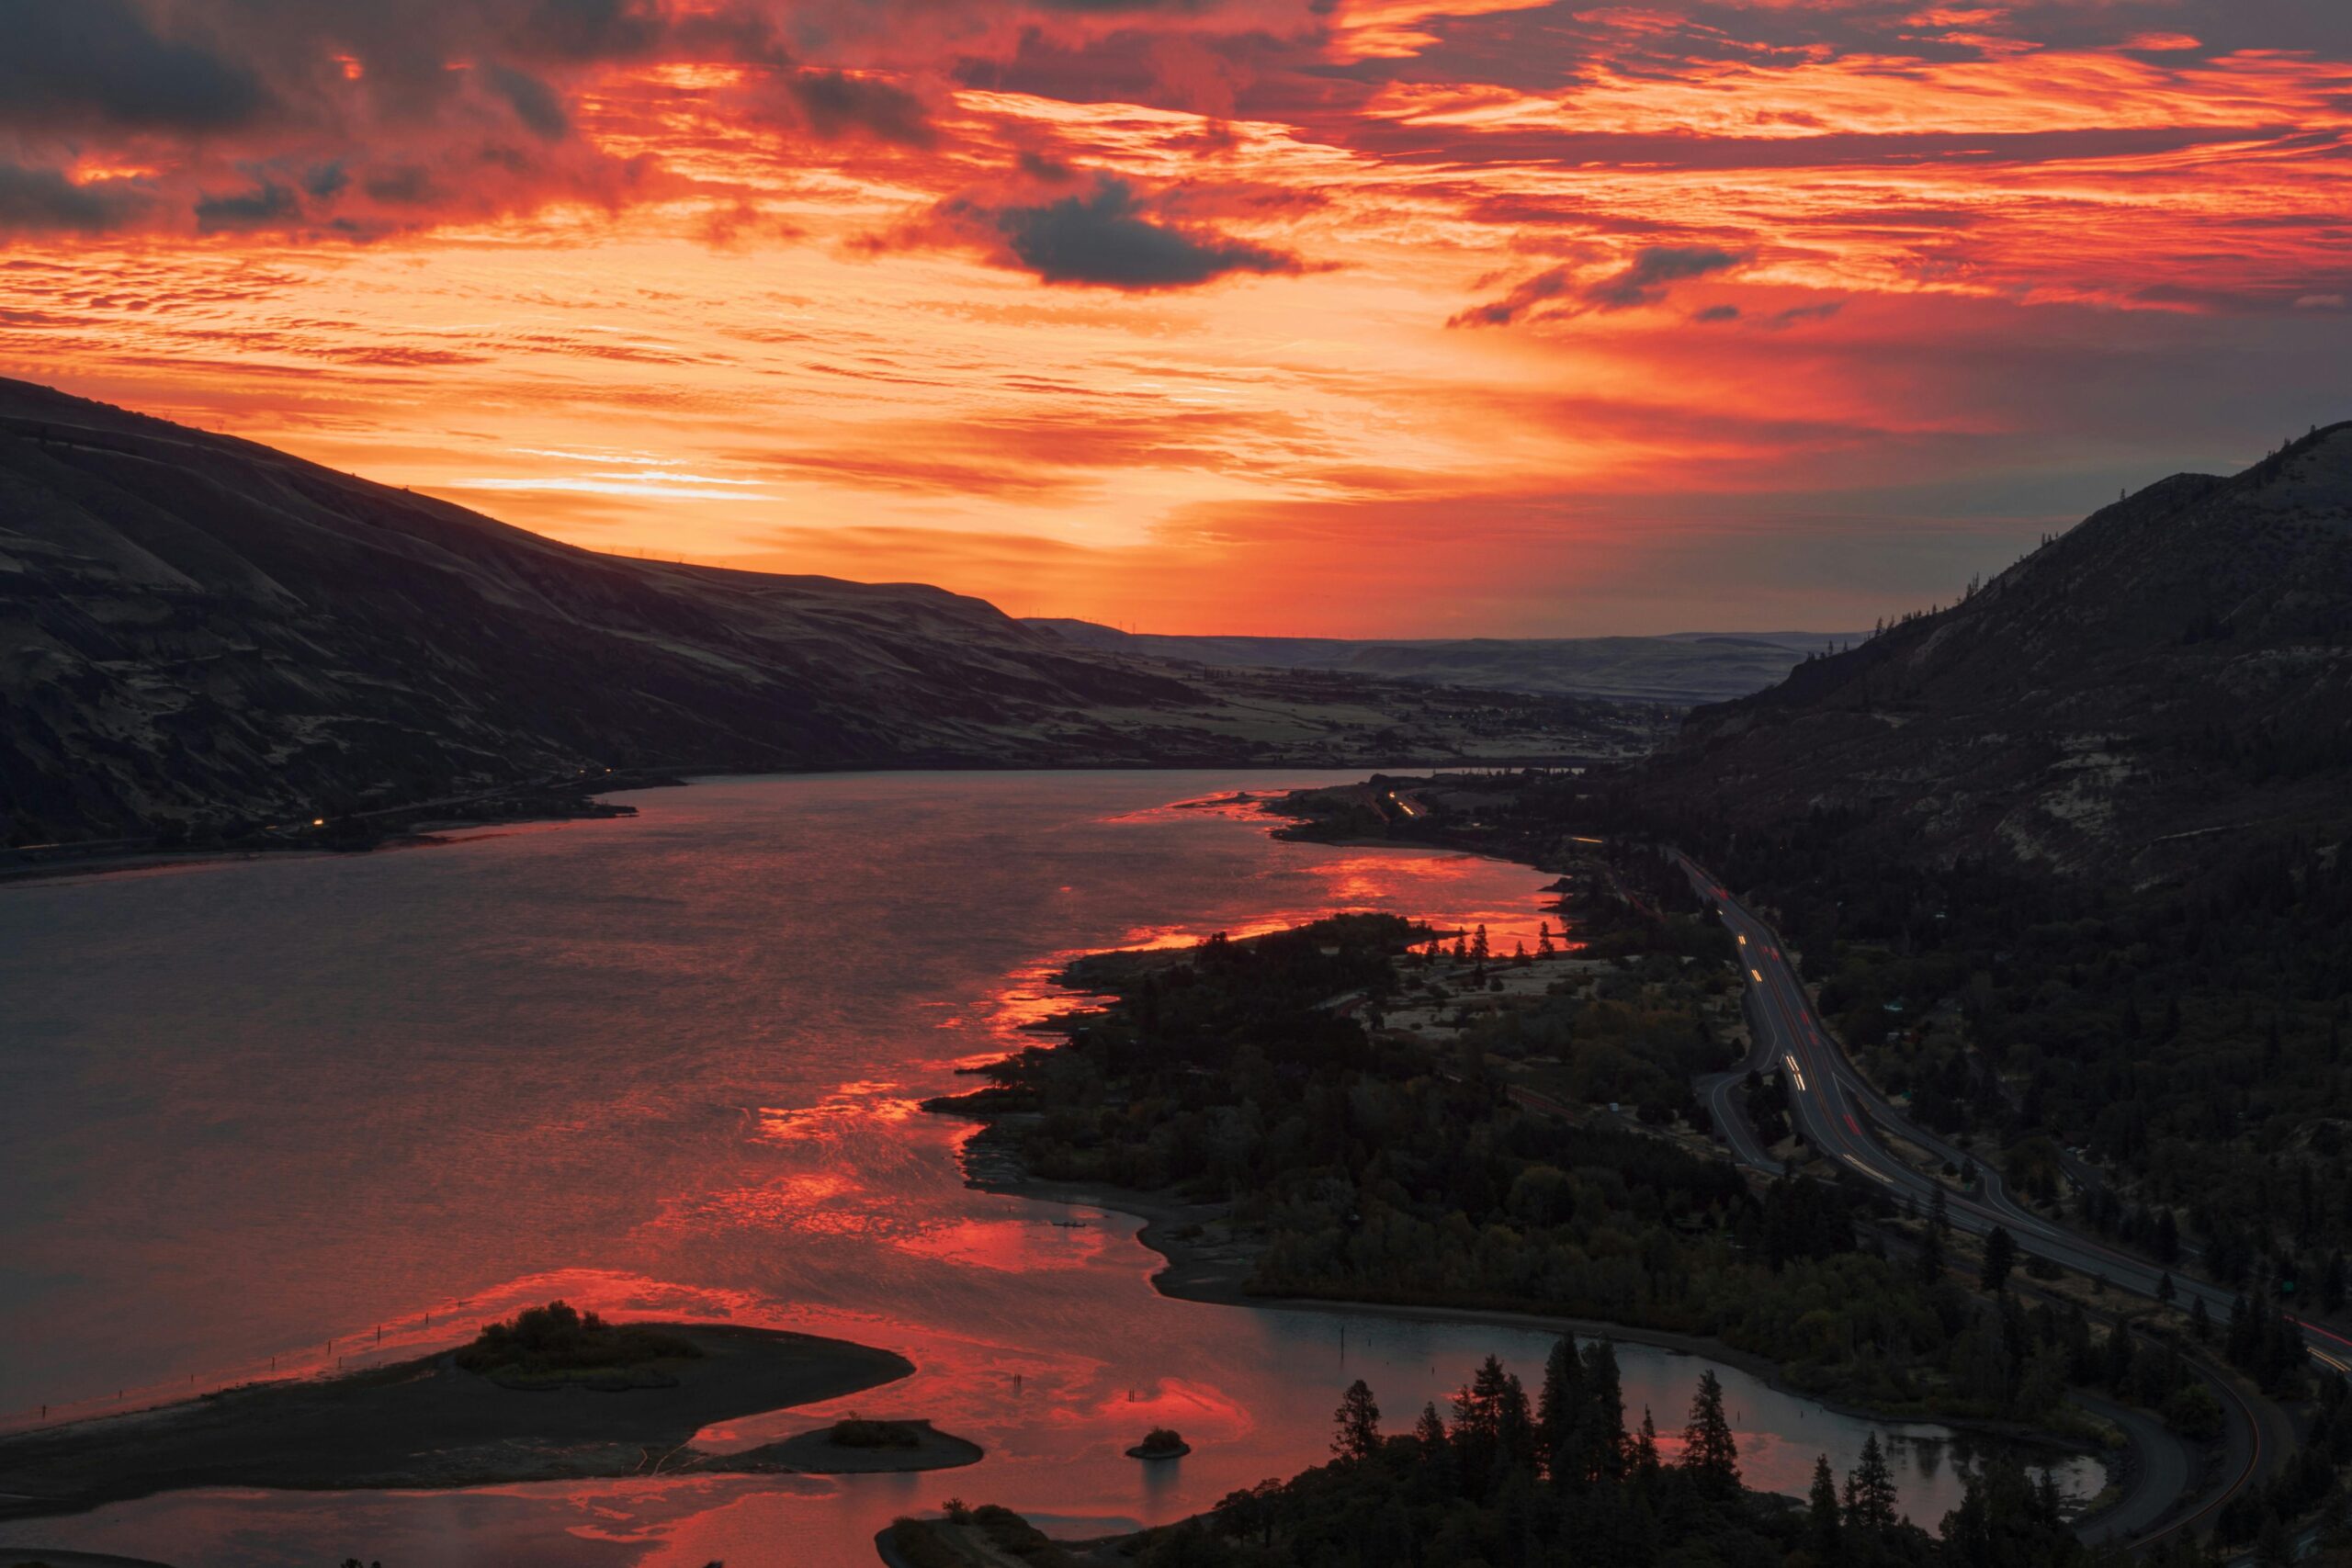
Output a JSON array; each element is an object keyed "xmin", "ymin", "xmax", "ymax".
[
  {"xmin": 1076, "ymin": 1378, "xmax": 1255, "ymax": 1447},
  {"xmin": 753, "ymin": 1081, "xmax": 922, "ymax": 1144},
  {"xmin": 892, "ymin": 1215, "xmax": 1112, "ymax": 1274}
]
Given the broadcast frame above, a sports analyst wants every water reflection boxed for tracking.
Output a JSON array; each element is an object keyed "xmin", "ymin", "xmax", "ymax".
[{"xmin": 0, "ymin": 772, "xmax": 2103, "ymax": 1567}]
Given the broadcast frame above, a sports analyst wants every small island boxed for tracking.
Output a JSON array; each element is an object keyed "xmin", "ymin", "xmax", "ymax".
[
  {"xmin": 722, "ymin": 1416, "xmax": 983, "ymax": 1475},
  {"xmin": 1124, "ymin": 1426, "xmax": 1190, "ymax": 1460},
  {"xmin": 0, "ymin": 1303, "xmax": 976, "ymax": 1521}
]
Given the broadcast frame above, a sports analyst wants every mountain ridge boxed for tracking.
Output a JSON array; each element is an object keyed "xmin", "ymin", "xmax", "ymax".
[
  {"xmin": 1645, "ymin": 422, "xmax": 2352, "ymax": 882},
  {"xmin": 0, "ymin": 379, "xmax": 1653, "ymax": 845}
]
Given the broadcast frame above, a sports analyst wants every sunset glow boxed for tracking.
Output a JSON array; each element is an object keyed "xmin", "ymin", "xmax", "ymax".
[{"xmin": 6, "ymin": 0, "xmax": 2348, "ymax": 630}]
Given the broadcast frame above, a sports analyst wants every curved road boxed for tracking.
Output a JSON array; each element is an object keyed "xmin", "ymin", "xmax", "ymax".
[{"xmin": 1677, "ymin": 854, "xmax": 2312, "ymax": 1545}]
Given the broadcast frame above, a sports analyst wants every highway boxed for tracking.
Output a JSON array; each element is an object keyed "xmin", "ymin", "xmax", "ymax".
[{"xmin": 1676, "ymin": 854, "xmax": 2319, "ymax": 1544}]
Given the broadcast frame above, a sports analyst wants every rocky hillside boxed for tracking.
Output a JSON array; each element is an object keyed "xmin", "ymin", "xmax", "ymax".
[
  {"xmin": 0, "ymin": 380, "xmax": 1652, "ymax": 846},
  {"xmin": 1651, "ymin": 423, "xmax": 2352, "ymax": 882}
]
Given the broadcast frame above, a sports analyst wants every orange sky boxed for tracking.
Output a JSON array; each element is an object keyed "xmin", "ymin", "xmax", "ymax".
[{"xmin": 4, "ymin": 0, "xmax": 2349, "ymax": 634}]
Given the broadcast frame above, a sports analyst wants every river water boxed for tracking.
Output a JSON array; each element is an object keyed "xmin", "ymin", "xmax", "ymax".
[{"xmin": 0, "ymin": 772, "xmax": 2098, "ymax": 1565}]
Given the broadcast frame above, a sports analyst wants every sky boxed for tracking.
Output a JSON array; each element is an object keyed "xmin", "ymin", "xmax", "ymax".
[{"xmin": 3, "ymin": 0, "xmax": 2349, "ymax": 635}]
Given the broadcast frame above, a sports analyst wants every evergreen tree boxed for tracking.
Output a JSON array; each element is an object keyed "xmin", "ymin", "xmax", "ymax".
[
  {"xmin": 1632, "ymin": 1407, "xmax": 1662, "ymax": 1483},
  {"xmin": 1537, "ymin": 922, "xmax": 1556, "ymax": 958},
  {"xmin": 1808, "ymin": 1454, "xmax": 1845, "ymax": 1562},
  {"xmin": 2189, "ymin": 1295, "xmax": 2213, "ymax": 1343},
  {"xmin": 1939, "ymin": 1451, "xmax": 2081, "ymax": 1567},
  {"xmin": 1679, "ymin": 1370, "xmax": 1740, "ymax": 1496},
  {"xmin": 1413, "ymin": 1400, "xmax": 1447, "ymax": 1447},
  {"xmin": 1575, "ymin": 1338, "xmax": 1629, "ymax": 1484},
  {"xmin": 1332, "ymin": 1378, "xmax": 1381, "ymax": 1461},
  {"xmin": 1916, "ymin": 1215, "xmax": 1946, "ymax": 1284},
  {"xmin": 1981, "ymin": 1225, "xmax": 2017, "ymax": 1292},
  {"xmin": 1535, "ymin": 1336, "xmax": 1583, "ymax": 1481},
  {"xmin": 1844, "ymin": 1431, "xmax": 1899, "ymax": 1529},
  {"xmin": 1471, "ymin": 924, "xmax": 1491, "ymax": 963}
]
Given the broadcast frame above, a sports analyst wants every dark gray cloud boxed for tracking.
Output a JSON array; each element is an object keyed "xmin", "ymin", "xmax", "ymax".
[
  {"xmin": 0, "ymin": 0, "xmax": 268, "ymax": 132},
  {"xmin": 779, "ymin": 69, "xmax": 935, "ymax": 146},
  {"xmin": 1448, "ymin": 265, "xmax": 1575, "ymax": 327},
  {"xmin": 1587, "ymin": 245, "xmax": 1741, "ymax": 310},
  {"xmin": 0, "ymin": 162, "xmax": 148, "ymax": 233},
  {"xmin": 488, "ymin": 64, "xmax": 572, "ymax": 139},
  {"xmin": 1453, "ymin": 245, "xmax": 1743, "ymax": 326},
  {"xmin": 984, "ymin": 175, "xmax": 1301, "ymax": 289},
  {"xmin": 194, "ymin": 179, "xmax": 300, "ymax": 232}
]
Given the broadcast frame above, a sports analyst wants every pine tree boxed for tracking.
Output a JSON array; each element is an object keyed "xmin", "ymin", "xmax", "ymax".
[
  {"xmin": 1537, "ymin": 921, "xmax": 1555, "ymax": 958},
  {"xmin": 1414, "ymin": 1400, "xmax": 1448, "ymax": 1447},
  {"xmin": 1471, "ymin": 924, "xmax": 1490, "ymax": 963},
  {"xmin": 1843, "ymin": 1431, "xmax": 1898, "ymax": 1529},
  {"xmin": 1915, "ymin": 1216, "xmax": 1946, "ymax": 1284},
  {"xmin": 1536, "ymin": 1337, "xmax": 1584, "ymax": 1481},
  {"xmin": 1632, "ymin": 1407, "xmax": 1661, "ymax": 1483},
  {"xmin": 1980, "ymin": 1225, "xmax": 2017, "ymax": 1292},
  {"xmin": 2157, "ymin": 1271, "xmax": 2176, "ymax": 1304},
  {"xmin": 2189, "ymin": 1295, "xmax": 2213, "ymax": 1343},
  {"xmin": 1679, "ymin": 1370, "xmax": 1740, "ymax": 1496},
  {"xmin": 1332, "ymin": 1378, "xmax": 1381, "ymax": 1461},
  {"xmin": 1808, "ymin": 1454, "xmax": 1844, "ymax": 1562},
  {"xmin": 1571, "ymin": 1338, "xmax": 1628, "ymax": 1484}
]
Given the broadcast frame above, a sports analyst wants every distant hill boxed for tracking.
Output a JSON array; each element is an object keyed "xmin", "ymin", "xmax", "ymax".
[
  {"xmin": 1646, "ymin": 423, "xmax": 2352, "ymax": 882},
  {"xmin": 0, "ymin": 380, "xmax": 1657, "ymax": 845},
  {"xmin": 1024, "ymin": 622, "xmax": 1860, "ymax": 706}
]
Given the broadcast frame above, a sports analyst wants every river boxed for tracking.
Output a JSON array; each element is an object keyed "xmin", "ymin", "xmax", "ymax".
[{"xmin": 0, "ymin": 772, "xmax": 2100, "ymax": 1565}]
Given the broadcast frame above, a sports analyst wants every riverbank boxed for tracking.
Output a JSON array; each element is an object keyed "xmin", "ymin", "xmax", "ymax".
[
  {"xmin": 976, "ymin": 1166, "xmax": 2120, "ymax": 1466},
  {"xmin": 0, "ymin": 1324, "xmax": 967, "ymax": 1522}
]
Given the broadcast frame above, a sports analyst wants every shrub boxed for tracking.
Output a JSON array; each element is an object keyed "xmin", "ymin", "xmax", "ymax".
[{"xmin": 454, "ymin": 1301, "xmax": 700, "ymax": 1376}]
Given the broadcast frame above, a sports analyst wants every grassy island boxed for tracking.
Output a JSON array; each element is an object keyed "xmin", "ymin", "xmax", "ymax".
[
  {"xmin": 0, "ymin": 1319, "xmax": 964, "ymax": 1521},
  {"xmin": 454, "ymin": 1300, "xmax": 701, "ymax": 1387}
]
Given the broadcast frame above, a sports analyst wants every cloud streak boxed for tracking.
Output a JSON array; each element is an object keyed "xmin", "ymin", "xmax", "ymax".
[{"xmin": 2, "ymin": 0, "xmax": 2349, "ymax": 631}]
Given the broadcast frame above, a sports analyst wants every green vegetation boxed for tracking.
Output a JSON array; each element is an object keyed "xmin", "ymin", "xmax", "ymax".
[
  {"xmin": 1133, "ymin": 1427, "xmax": 1189, "ymax": 1457},
  {"xmin": 454, "ymin": 1301, "xmax": 700, "ymax": 1382},
  {"xmin": 1290, "ymin": 767, "xmax": 2352, "ymax": 1549},
  {"xmin": 928, "ymin": 1344, "xmax": 2095, "ymax": 1568},
  {"xmin": 893, "ymin": 1501, "xmax": 1083, "ymax": 1568},
  {"xmin": 830, "ymin": 1415, "xmax": 922, "ymax": 1449},
  {"xmin": 935, "ymin": 908, "xmax": 2167, "ymax": 1429}
]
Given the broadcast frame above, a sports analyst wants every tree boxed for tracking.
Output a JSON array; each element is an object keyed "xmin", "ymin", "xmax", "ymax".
[
  {"xmin": 1536, "ymin": 1337, "xmax": 1583, "ymax": 1481},
  {"xmin": 1844, "ymin": 1431, "xmax": 1898, "ymax": 1529},
  {"xmin": 1573, "ymin": 1338, "xmax": 1628, "ymax": 1484},
  {"xmin": 1537, "ymin": 921, "xmax": 1556, "ymax": 958},
  {"xmin": 2157, "ymin": 1271, "xmax": 2176, "ymax": 1304},
  {"xmin": 1916, "ymin": 1215, "xmax": 1947, "ymax": 1284},
  {"xmin": 1332, "ymin": 1378, "xmax": 1381, "ymax": 1461},
  {"xmin": 2189, "ymin": 1295, "xmax": 2213, "ymax": 1343},
  {"xmin": 1981, "ymin": 1225, "xmax": 2017, "ymax": 1292},
  {"xmin": 1808, "ymin": 1454, "xmax": 1845, "ymax": 1562},
  {"xmin": 1414, "ymin": 1401, "xmax": 1448, "ymax": 1448},
  {"xmin": 1632, "ymin": 1407, "xmax": 1661, "ymax": 1483},
  {"xmin": 1679, "ymin": 1370, "xmax": 1740, "ymax": 1496},
  {"xmin": 1471, "ymin": 924, "xmax": 1491, "ymax": 963}
]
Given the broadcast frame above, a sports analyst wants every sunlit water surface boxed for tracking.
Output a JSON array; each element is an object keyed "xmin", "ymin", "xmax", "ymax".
[{"xmin": 0, "ymin": 772, "xmax": 2098, "ymax": 1566}]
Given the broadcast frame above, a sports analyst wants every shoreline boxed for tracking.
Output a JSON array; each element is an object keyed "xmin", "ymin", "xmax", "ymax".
[
  {"xmin": 979, "ymin": 1173, "xmax": 2110, "ymax": 1464},
  {"xmin": 0, "ymin": 1323, "xmax": 974, "ymax": 1523}
]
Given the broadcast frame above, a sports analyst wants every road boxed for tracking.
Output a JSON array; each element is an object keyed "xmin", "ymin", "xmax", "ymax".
[{"xmin": 1677, "ymin": 854, "xmax": 2312, "ymax": 1544}]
